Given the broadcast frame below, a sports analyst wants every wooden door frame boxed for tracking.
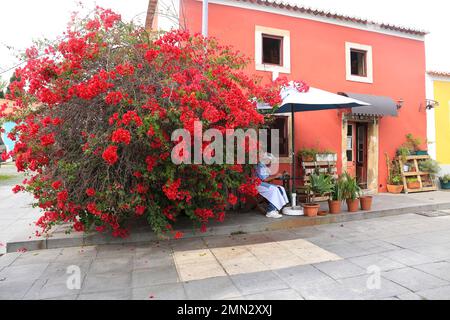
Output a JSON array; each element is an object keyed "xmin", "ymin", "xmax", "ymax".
[{"xmin": 342, "ymin": 115, "xmax": 379, "ymax": 193}]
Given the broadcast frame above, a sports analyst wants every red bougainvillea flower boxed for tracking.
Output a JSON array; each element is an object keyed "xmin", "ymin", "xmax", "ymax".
[
  {"xmin": 86, "ymin": 188, "xmax": 96, "ymax": 197},
  {"xmin": 102, "ymin": 145, "xmax": 119, "ymax": 165},
  {"xmin": 40, "ymin": 133, "xmax": 55, "ymax": 147},
  {"xmin": 1, "ymin": 7, "xmax": 290, "ymax": 238},
  {"xmin": 73, "ymin": 221, "xmax": 84, "ymax": 232},
  {"xmin": 111, "ymin": 128, "xmax": 131, "ymax": 145},
  {"xmin": 51, "ymin": 181, "xmax": 62, "ymax": 190},
  {"xmin": 135, "ymin": 205, "xmax": 146, "ymax": 216},
  {"xmin": 174, "ymin": 231, "xmax": 184, "ymax": 239},
  {"xmin": 227, "ymin": 193, "xmax": 238, "ymax": 206}
]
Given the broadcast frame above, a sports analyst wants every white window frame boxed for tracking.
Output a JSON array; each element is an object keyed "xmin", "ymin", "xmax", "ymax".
[
  {"xmin": 345, "ymin": 42, "xmax": 373, "ymax": 84},
  {"xmin": 255, "ymin": 26, "xmax": 291, "ymax": 74}
]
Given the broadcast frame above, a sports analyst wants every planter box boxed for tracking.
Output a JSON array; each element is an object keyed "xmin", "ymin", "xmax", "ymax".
[
  {"xmin": 407, "ymin": 181, "xmax": 420, "ymax": 189},
  {"xmin": 316, "ymin": 153, "xmax": 337, "ymax": 162},
  {"xmin": 440, "ymin": 179, "xmax": 450, "ymax": 190},
  {"xmin": 387, "ymin": 184, "xmax": 403, "ymax": 194},
  {"xmin": 415, "ymin": 150, "xmax": 428, "ymax": 156}
]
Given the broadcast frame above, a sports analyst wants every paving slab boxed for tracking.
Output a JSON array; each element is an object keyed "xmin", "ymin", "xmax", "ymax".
[
  {"xmin": 414, "ymin": 285, "xmax": 450, "ymax": 300},
  {"xmin": 396, "ymin": 292, "xmax": 425, "ymax": 300},
  {"xmin": 230, "ymin": 271, "xmax": 290, "ymax": 295},
  {"xmin": 82, "ymin": 272, "xmax": 132, "ymax": 293},
  {"xmin": 381, "ymin": 249, "xmax": 440, "ymax": 266},
  {"xmin": 78, "ymin": 288, "xmax": 131, "ymax": 300},
  {"xmin": 274, "ymin": 264, "xmax": 335, "ymax": 288},
  {"xmin": 89, "ymin": 256, "xmax": 133, "ymax": 274},
  {"xmin": 348, "ymin": 254, "xmax": 406, "ymax": 272},
  {"xmin": 243, "ymin": 288, "xmax": 303, "ymax": 300},
  {"xmin": 414, "ymin": 261, "xmax": 450, "ymax": 282},
  {"xmin": 183, "ymin": 276, "xmax": 241, "ymax": 300},
  {"xmin": 313, "ymin": 260, "xmax": 366, "ymax": 280},
  {"xmin": 131, "ymin": 283, "xmax": 187, "ymax": 300},
  {"xmin": 383, "ymin": 267, "xmax": 449, "ymax": 292},
  {"xmin": 131, "ymin": 265, "xmax": 179, "ymax": 288},
  {"xmin": 338, "ymin": 274, "xmax": 410, "ymax": 299}
]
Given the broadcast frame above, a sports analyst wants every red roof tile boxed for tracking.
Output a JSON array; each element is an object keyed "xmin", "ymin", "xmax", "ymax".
[
  {"xmin": 232, "ymin": 0, "xmax": 428, "ymax": 36},
  {"xmin": 427, "ymin": 71, "xmax": 450, "ymax": 78}
]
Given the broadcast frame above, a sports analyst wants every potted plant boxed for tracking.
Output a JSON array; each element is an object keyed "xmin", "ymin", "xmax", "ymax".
[
  {"xmin": 303, "ymin": 185, "xmax": 320, "ymax": 217},
  {"xmin": 299, "ymin": 148, "xmax": 318, "ymax": 162},
  {"xmin": 440, "ymin": 174, "xmax": 450, "ymax": 190},
  {"xmin": 408, "ymin": 163, "xmax": 417, "ymax": 172},
  {"xmin": 397, "ymin": 145, "xmax": 411, "ymax": 167},
  {"xmin": 405, "ymin": 133, "xmax": 427, "ymax": 155},
  {"xmin": 316, "ymin": 150, "xmax": 337, "ymax": 162},
  {"xmin": 359, "ymin": 193, "xmax": 373, "ymax": 211},
  {"xmin": 328, "ymin": 177, "xmax": 344, "ymax": 214},
  {"xmin": 309, "ymin": 173, "xmax": 334, "ymax": 216},
  {"xmin": 418, "ymin": 159, "xmax": 440, "ymax": 176},
  {"xmin": 384, "ymin": 152, "xmax": 403, "ymax": 194},
  {"xmin": 341, "ymin": 172, "xmax": 361, "ymax": 213},
  {"xmin": 385, "ymin": 153, "xmax": 404, "ymax": 193},
  {"xmin": 406, "ymin": 177, "xmax": 420, "ymax": 189},
  {"xmin": 387, "ymin": 175, "xmax": 404, "ymax": 193}
]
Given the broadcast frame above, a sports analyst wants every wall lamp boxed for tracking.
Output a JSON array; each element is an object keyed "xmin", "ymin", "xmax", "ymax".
[
  {"xmin": 425, "ymin": 99, "xmax": 439, "ymax": 110},
  {"xmin": 396, "ymin": 99, "xmax": 404, "ymax": 110}
]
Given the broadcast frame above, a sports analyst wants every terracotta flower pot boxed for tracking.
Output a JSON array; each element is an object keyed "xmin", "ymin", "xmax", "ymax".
[
  {"xmin": 346, "ymin": 199, "xmax": 359, "ymax": 213},
  {"xmin": 360, "ymin": 196, "xmax": 373, "ymax": 211},
  {"xmin": 387, "ymin": 184, "xmax": 403, "ymax": 194},
  {"xmin": 328, "ymin": 200, "xmax": 342, "ymax": 214},
  {"xmin": 407, "ymin": 181, "xmax": 420, "ymax": 189},
  {"xmin": 301, "ymin": 155, "xmax": 314, "ymax": 162},
  {"xmin": 303, "ymin": 203, "xmax": 319, "ymax": 217}
]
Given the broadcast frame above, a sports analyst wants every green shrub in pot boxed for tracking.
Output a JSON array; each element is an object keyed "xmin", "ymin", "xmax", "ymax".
[{"xmin": 340, "ymin": 172, "xmax": 361, "ymax": 212}]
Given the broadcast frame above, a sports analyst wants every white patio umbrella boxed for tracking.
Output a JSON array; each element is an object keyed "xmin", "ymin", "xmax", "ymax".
[{"xmin": 272, "ymin": 83, "xmax": 370, "ymax": 212}]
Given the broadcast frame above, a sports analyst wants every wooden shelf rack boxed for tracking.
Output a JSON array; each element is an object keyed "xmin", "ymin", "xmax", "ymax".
[{"xmin": 398, "ymin": 155, "xmax": 437, "ymax": 194}]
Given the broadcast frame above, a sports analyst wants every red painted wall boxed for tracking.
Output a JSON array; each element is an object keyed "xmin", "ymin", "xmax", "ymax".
[{"xmin": 179, "ymin": 0, "xmax": 427, "ymax": 192}]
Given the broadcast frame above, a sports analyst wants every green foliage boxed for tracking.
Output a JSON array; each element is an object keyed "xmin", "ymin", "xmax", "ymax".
[
  {"xmin": 340, "ymin": 172, "xmax": 361, "ymax": 200},
  {"xmin": 310, "ymin": 173, "xmax": 334, "ymax": 196},
  {"xmin": 418, "ymin": 159, "xmax": 440, "ymax": 177},
  {"xmin": 441, "ymin": 174, "xmax": 450, "ymax": 184},
  {"xmin": 298, "ymin": 148, "xmax": 318, "ymax": 160},
  {"xmin": 396, "ymin": 145, "xmax": 411, "ymax": 162},
  {"xmin": 330, "ymin": 177, "xmax": 344, "ymax": 201},
  {"xmin": 405, "ymin": 133, "xmax": 422, "ymax": 152},
  {"xmin": 385, "ymin": 152, "xmax": 402, "ymax": 185}
]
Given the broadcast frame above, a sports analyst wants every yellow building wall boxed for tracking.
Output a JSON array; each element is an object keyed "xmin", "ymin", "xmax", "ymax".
[{"xmin": 434, "ymin": 80, "xmax": 450, "ymax": 164}]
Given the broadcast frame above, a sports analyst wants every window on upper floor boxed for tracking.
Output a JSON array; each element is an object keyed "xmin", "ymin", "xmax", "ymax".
[
  {"xmin": 255, "ymin": 26, "xmax": 291, "ymax": 74},
  {"xmin": 350, "ymin": 49, "xmax": 367, "ymax": 77},
  {"xmin": 262, "ymin": 35, "xmax": 283, "ymax": 66},
  {"xmin": 346, "ymin": 42, "xmax": 373, "ymax": 83}
]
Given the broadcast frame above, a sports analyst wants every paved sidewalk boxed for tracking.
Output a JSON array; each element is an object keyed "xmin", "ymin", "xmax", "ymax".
[
  {"xmin": 1, "ymin": 213, "xmax": 450, "ymax": 300},
  {"xmin": 3, "ymin": 187, "xmax": 450, "ymax": 252},
  {"xmin": 0, "ymin": 163, "xmax": 40, "ymax": 254}
]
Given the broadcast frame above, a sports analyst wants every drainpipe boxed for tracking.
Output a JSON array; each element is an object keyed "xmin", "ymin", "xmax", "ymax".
[{"xmin": 202, "ymin": 0, "xmax": 208, "ymax": 37}]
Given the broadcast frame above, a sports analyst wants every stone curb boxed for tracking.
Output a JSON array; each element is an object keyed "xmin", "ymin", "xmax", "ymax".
[{"xmin": 6, "ymin": 201, "xmax": 450, "ymax": 253}]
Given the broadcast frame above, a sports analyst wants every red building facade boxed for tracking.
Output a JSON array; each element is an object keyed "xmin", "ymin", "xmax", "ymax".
[{"xmin": 149, "ymin": 0, "xmax": 428, "ymax": 193}]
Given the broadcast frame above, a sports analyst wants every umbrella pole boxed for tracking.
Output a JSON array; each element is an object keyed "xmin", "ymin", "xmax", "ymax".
[{"xmin": 291, "ymin": 105, "xmax": 296, "ymax": 208}]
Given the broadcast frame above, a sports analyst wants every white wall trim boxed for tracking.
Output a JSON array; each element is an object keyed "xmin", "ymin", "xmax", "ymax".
[
  {"xmin": 425, "ymin": 74, "xmax": 437, "ymax": 160},
  {"xmin": 345, "ymin": 42, "xmax": 373, "ymax": 84},
  {"xmin": 255, "ymin": 25, "xmax": 291, "ymax": 74},
  {"xmin": 198, "ymin": 0, "xmax": 425, "ymax": 42}
]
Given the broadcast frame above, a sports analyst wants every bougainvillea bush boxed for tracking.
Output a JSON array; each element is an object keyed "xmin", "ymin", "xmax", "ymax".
[{"xmin": 0, "ymin": 8, "xmax": 285, "ymax": 238}]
